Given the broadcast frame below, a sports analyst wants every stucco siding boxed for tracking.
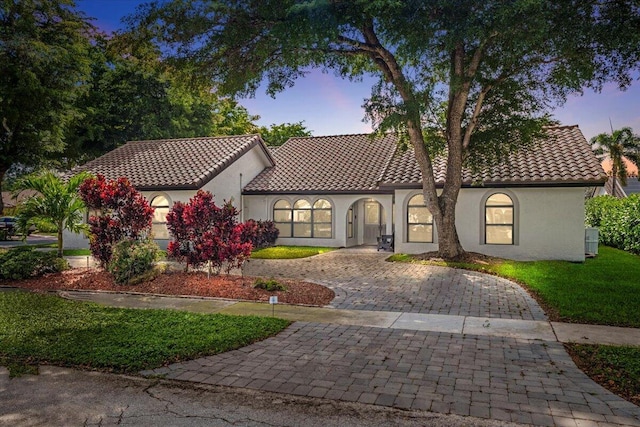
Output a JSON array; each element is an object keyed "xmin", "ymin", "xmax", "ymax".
[{"xmin": 394, "ymin": 187, "xmax": 586, "ymax": 261}]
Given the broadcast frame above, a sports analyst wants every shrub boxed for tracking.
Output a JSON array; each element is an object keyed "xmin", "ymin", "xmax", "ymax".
[
  {"xmin": 586, "ymin": 195, "xmax": 640, "ymax": 254},
  {"xmin": 79, "ymin": 175, "xmax": 154, "ymax": 266},
  {"xmin": 107, "ymin": 239, "xmax": 161, "ymax": 285},
  {"xmin": 0, "ymin": 247, "xmax": 69, "ymax": 280},
  {"xmin": 253, "ymin": 278, "xmax": 287, "ymax": 292},
  {"xmin": 242, "ymin": 219, "xmax": 279, "ymax": 249},
  {"xmin": 166, "ymin": 190, "xmax": 253, "ymax": 273}
]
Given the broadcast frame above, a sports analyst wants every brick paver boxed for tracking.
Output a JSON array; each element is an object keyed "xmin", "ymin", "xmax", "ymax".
[
  {"xmin": 145, "ymin": 322, "xmax": 640, "ymax": 426},
  {"xmin": 244, "ymin": 249, "xmax": 545, "ymax": 320},
  {"xmin": 140, "ymin": 249, "xmax": 639, "ymax": 425}
]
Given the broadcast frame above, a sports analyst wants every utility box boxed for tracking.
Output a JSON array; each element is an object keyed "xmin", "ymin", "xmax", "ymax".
[{"xmin": 585, "ymin": 227, "xmax": 599, "ymax": 256}]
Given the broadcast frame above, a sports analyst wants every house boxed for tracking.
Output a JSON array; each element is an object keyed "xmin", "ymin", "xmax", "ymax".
[
  {"xmin": 597, "ymin": 157, "xmax": 639, "ymax": 198},
  {"xmin": 66, "ymin": 125, "xmax": 606, "ymax": 261}
]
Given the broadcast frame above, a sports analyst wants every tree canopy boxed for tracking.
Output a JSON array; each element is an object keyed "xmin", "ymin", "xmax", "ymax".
[
  {"xmin": 592, "ymin": 127, "xmax": 640, "ymax": 190},
  {"xmin": 258, "ymin": 121, "xmax": 311, "ymax": 146},
  {"xmin": 0, "ymin": 0, "xmax": 92, "ymax": 213},
  {"xmin": 130, "ymin": 0, "xmax": 640, "ymax": 258}
]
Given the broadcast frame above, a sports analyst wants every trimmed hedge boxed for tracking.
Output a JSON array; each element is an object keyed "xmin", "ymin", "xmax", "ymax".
[
  {"xmin": 586, "ymin": 195, "xmax": 640, "ymax": 254},
  {"xmin": 107, "ymin": 239, "xmax": 161, "ymax": 285}
]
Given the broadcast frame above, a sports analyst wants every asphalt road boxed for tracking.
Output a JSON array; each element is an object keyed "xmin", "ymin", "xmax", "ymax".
[
  {"xmin": 0, "ymin": 233, "xmax": 56, "ymax": 248},
  {"xmin": 0, "ymin": 366, "xmax": 521, "ymax": 427}
]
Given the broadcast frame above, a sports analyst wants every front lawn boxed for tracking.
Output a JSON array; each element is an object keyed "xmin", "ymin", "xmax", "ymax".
[
  {"xmin": 0, "ymin": 291, "xmax": 289, "ymax": 374},
  {"xmin": 251, "ymin": 245, "xmax": 336, "ymax": 259},
  {"xmin": 390, "ymin": 246, "xmax": 640, "ymax": 327}
]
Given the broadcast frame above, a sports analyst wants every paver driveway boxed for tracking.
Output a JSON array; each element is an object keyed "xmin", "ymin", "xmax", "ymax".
[
  {"xmin": 148, "ymin": 248, "xmax": 640, "ymax": 426},
  {"xmin": 244, "ymin": 248, "xmax": 545, "ymax": 320}
]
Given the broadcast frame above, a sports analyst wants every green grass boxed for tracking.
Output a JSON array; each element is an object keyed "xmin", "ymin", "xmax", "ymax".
[
  {"xmin": 251, "ymin": 245, "xmax": 336, "ymax": 259},
  {"xmin": 0, "ymin": 291, "xmax": 289, "ymax": 374},
  {"xmin": 390, "ymin": 246, "xmax": 640, "ymax": 327},
  {"xmin": 62, "ymin": 248, "xmax": 92, "ymax": 256},
  {"xmin": 567, "ymin": 344, "xmax": 640, "ymax": 406}
]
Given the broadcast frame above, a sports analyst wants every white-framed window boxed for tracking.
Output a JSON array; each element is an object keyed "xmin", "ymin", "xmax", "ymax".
[
  {"xmin": 273, "ymin": 198, "xmax": 333, "ymax": 238},
  {"xmin": 273, "ymin": 199, "xmax": 292, "ymax": 238},
  {"xmin": 485, "ymin": 193, "xmax": 514, "ymax": 245},
  {"xmin": 150, "ymin": 195, "xmax": 171, "ymax": 239},
  {"xmin": 407, "ymin": 194, "xmax": 433, "ymax": 243},
  {"xmin": 347, "ymin": 206, "xmax": 354, "ymax": 238}
]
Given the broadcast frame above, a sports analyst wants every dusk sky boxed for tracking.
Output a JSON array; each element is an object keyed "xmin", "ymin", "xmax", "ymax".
[{"xmin": 77, "ymin": 0, "xmax": 640, "ymax": 141}]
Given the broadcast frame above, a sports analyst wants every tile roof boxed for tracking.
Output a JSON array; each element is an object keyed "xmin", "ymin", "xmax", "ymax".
[
  {"xmin": 73, "ymin": 135, "xmax": 273, "ymax": 190},
  {"xmin": 382, "ymin": 125, "xmax": 606, "ymax": 187},
  {"xmin": 244, "ymin": 125, "xmax": 606, "ymax": 194},
  {"xmin": 243, "ymin": 134, "xmax": 398, "ymax": 193}
]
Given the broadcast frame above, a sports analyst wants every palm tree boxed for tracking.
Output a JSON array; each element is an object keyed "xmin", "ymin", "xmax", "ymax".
[
  {"xmin": 13, "ymin": 171, "xmax": 92, "ymax": 257},
  {"xmin": 591, "ymin": 127, "xmax": 640, "ymax": 194}
]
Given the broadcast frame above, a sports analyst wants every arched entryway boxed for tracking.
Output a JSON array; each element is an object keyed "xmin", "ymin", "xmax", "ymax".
[{"xmin": 346, "ymin": 198, "xmax": 389, "ymax": 246}]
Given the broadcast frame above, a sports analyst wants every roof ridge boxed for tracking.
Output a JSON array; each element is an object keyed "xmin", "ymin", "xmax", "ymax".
[
  {"xmin": 127, "ymin": 134, "xmax": 261, "ymax": 144},
  {"xmin": 543, "ymin": 124, "xmax": 579, "ymax": 130}
]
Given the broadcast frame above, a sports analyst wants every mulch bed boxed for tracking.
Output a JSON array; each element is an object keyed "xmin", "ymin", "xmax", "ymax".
[{"xmin": 2, "ymin": 268, "xmax": 335, "ymax": 306}]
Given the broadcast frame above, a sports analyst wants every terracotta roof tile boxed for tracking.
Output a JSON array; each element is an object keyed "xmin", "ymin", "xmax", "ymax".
[
  {"xmin": 73, "ymin": 135, "xmax": 273, "ymax": 190},
  {"xmin": 244, "ymin": 134, "xmax": 398, "ymax": 193},
  {"xmin": 245, "ymin": 125, "xmax": 606, "ymax": 194}
]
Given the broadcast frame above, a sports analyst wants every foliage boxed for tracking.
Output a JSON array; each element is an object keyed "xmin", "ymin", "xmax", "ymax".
[
  {"xmin": 567, "ymin": 344, "xmax": 640, "ymax": 406},
  {"xmin": 79, "ymin": 175, "xmax": 154, "ymax": 266},
  {"xmin": 241, "ymin": 219, "xmax": 279, "ymax": 249},
  {"xmin": 166, "ymin": 190, "xmax": 252, "ymax": 273},
  {"xmin": 61, "ymin": 34, "xmax": 260, "ymax": 166},
  {"xmin": 0, "ymin": 247, "xmax": 68, "ymax": 281},
  {"xmin": 586, "ymin": 195, "xmax": 640, "ymax": 254},
  {"xmin": 0, "ymin": 291, "xmax": 289, "ymax": 373},
  {"xmin": 107, "ymin": 239, "xmax": 161, "ymax": 285},
  {"xmin": 392, "ymin": 246, "xmax": 640, "ymax": 328},
  {"xmin": 253, "ymin": 278, "xmax": 287, "ymax": 292},
  {"xmin": 591, "ymin": 127, "xmax": 640, "ymax": 189},
  {"xmin": 251, "ymin": 246, "xmax": 336, "ymax": 260},
  {"xmin": 0, "ymin": 0, "xmax": 92, "ymax": 213},
  {"xmin": 128, "ymin": 0, "xmax": 639, "ymax": 259},
  {"xmin": 13, "ymin": 170, "xmax": 91, "ymax": 256},
  {"xmin": 258, "ymin": 121, "xmax": 311, "ymax": 146}
]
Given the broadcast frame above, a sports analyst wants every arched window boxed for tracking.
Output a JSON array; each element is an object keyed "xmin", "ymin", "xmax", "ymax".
[
  {"xmin": 273, "ymin": 198, "xmax": 333, "ymax": 238},
  {"xmin": 407, "ymin": 194, "xmax": 433, "ymax": 242},
  {"xmin": 273, "ymin": 199, "xmax": 292, "ymax": 238},
  {"xmin": 293, "ymin": 199, "xmax": 312, "ymax": 237},
  {"xmin": 485, "ymin": 193, "xmax": 514, "ymax": 245},
  {"xmin": 313, "ymin": 199, "xmax": 332, "ymax": 238},
  {"xmin": 151, "ymin": 195, "xmax": 170, "ymax": 239}
]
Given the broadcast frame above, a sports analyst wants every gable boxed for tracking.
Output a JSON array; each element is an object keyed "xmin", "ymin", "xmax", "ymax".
[{"xmin": 73, "ymin": 134, "xmax": 274, "ymax": 191}]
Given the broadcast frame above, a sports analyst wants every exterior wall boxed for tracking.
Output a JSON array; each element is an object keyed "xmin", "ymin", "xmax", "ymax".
[
  {"xmin": 243, "ymin": 193, "xmax": 393, "ymax": 248},
  {"xmin": 394, "ymin": 187, "xmax": 587, "ymax": 261},
  {"xmin": 63, "ymin": 145, "xmax": 272, "ymax": 250}
]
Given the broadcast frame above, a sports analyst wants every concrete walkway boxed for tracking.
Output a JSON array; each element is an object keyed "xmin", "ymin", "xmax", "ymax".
[{"xmin": 57, "ymin": 248, "xmax": 640, "ymax": 426}]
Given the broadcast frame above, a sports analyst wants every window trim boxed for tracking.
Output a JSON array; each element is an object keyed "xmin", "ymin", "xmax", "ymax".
[
  {"xmin": 272, "ymin": 197, "xmax": 333, "ymax": 239},
  {"xmin": 150, "ymin": 193, "xmax": 171, "ymax": 240},
  {"xmin": 482, "ymin": 191, "xmax": 517, "ymax": 246},
  {"xmin": 406, "ymin": 193, "xmax": 434, "ymax": 243}
]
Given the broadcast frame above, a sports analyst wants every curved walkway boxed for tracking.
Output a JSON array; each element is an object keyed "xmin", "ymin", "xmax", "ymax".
[{"xmin": 71, "ymin": 249, "xmax": 640, "ymax": 426}]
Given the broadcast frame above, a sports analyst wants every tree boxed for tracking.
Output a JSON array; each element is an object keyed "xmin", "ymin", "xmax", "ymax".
[
  {"xmin": 129, "ymin": 1, "xmax": 637, "ymax": 259},
  {"xmin": 258, "ymin": 122, "xmax": 312, "ymax": 146},
  {"xmin": 592, "ymin": 127, "xmax": 640, "ymax": 192},
  {"xmin": 0, "ymin": 0, "xmax": 92, "ymax": 213},
  {"xmin": 13, "ymin": 171, "xmax": 91, "ymax": 257},
  {"xmin": 79, "ymin": 175, "xmax": 154, "ymax": 266},
  {"xmin": 62, "ymin": 34, "xmax": 260, "ymax": 166}
]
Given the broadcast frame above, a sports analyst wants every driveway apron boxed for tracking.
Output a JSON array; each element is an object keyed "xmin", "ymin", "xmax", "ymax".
[{"xmin": 145, "ymin": 248, "xmax": 640, "ymax": 426}]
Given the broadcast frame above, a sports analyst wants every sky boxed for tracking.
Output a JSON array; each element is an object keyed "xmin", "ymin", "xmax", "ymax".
[{"xmin": 77, "ymin": 0, "xmax": 640, "ymax": 141}]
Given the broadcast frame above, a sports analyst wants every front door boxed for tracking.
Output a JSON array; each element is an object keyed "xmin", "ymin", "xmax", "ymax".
[{"xmin": 363, "ymin": 201, "xmax": 385, "ymax": 245}]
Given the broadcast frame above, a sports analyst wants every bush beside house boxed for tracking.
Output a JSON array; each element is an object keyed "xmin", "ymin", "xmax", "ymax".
[{"xmin": 586, "ymin": 195, "xmax": 640, "ymax": 254}]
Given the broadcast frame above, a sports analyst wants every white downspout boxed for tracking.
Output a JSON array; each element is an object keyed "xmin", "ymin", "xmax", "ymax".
[{"xmin": 240, "ymin": 173, "xmax": 244, "ymax": 222}]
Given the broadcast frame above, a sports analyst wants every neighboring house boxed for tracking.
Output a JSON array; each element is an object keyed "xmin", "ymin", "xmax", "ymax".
[
  {"xmin": 66, "ymin": 125, "xmax": 606, "ymax": 261},
  {"xmin": 1, "ymin": 189, "xmax": 38, "ymax": 215},
  {"xmin": 596, "ymin": 157, "xmax": 639, "ymax": 198}
]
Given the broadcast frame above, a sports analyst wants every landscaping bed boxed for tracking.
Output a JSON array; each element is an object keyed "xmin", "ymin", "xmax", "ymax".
[{"xmin": 1, "ymin": 268, "xmax": 335, "ymax": 306}]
